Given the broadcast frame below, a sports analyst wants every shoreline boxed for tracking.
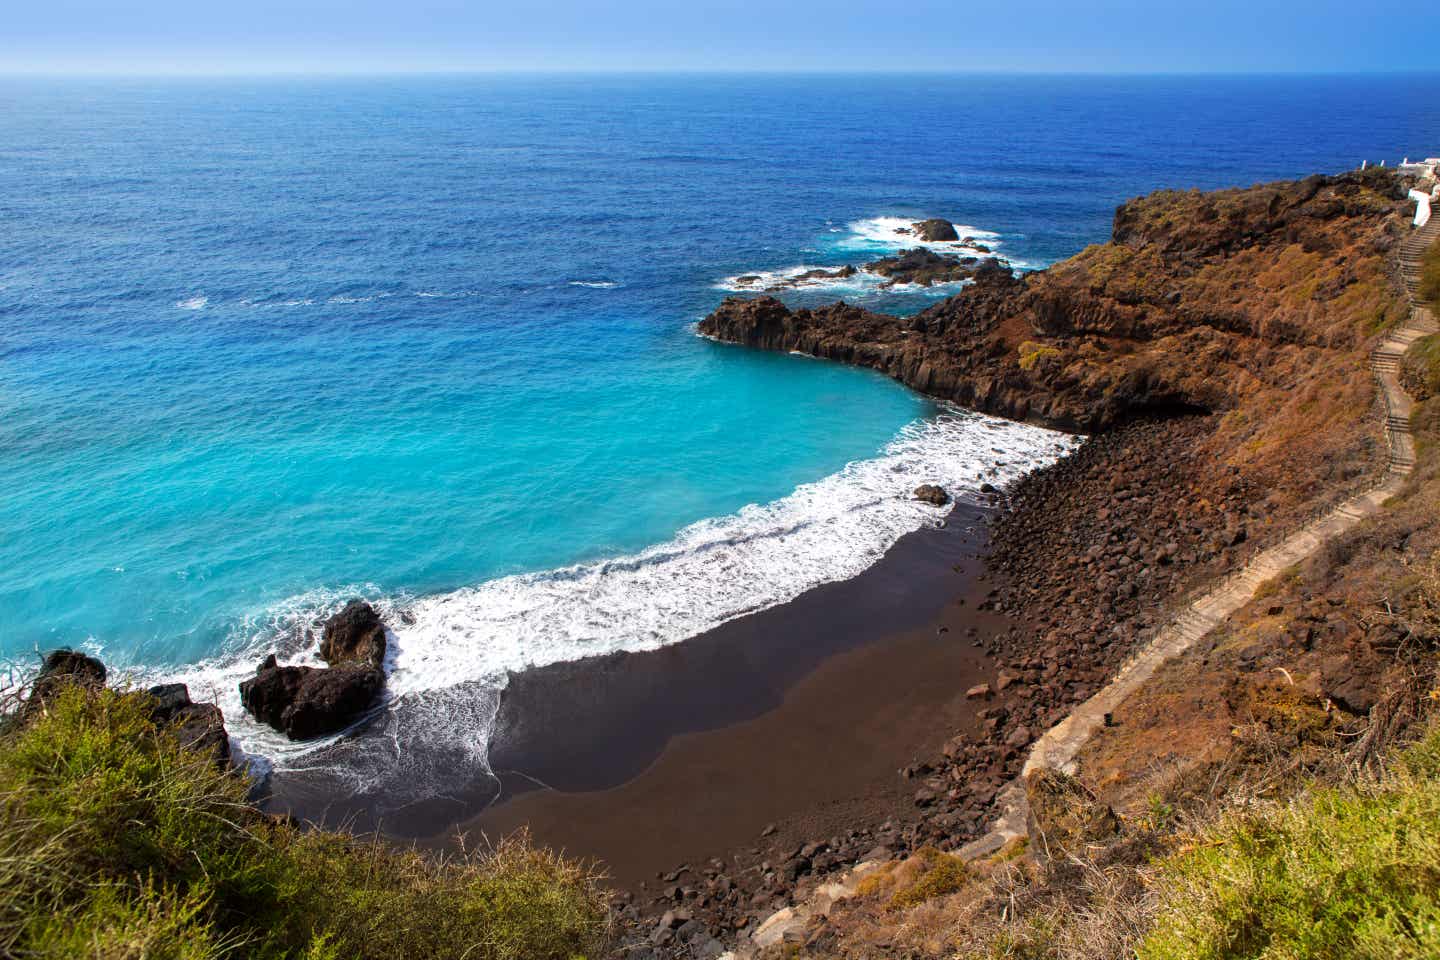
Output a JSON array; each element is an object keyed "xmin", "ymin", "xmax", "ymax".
[
  {"xmin": 268, "ymin": 495, "xmax": 1018, "ymax": 890},
  {"xmin": 460, "ymin": 498, "xmax": 1013, "ymax": 889}
]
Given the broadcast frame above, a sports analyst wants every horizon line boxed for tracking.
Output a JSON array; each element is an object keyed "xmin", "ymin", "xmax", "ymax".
[{"xmin": 3, "ymin": 66, "xmax": 1440, "ymax": 80}]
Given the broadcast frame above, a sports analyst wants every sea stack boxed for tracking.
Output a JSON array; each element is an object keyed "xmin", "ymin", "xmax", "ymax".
[
  {"xmin": 911, "ymin": 218, "xmax": 960, "ymax": 241},
  {"xmin": 239, "ymin": 600, "xmax": 388, "ymax": 741}
]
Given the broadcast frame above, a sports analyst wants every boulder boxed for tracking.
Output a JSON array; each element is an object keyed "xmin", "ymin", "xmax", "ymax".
[
  {"xmin": 26, "ymin": 649, "xmax": 107, "ymax": 712},
  {"xmin": 146, "ymin": 683, "xmax": 231, "ymax": 764},
  {"xmin": 238, "ymin": 655, "xmax": 383, "ymax": 741},
  {"xmin": 913, "ymin": 484, "xmax": 950, "ymax": 506},
  {"xmin": 912, "ymin": 218, "xmax": 960, "ymax": 241},
  {"xmin": 319, "ymin": 600, "xmax": 387, "ymax": 670}
]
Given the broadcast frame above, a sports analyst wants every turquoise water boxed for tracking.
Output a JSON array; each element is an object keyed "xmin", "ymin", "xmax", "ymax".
[{"xmin": 3, "ymin": 73, "xmax": 1436, "ymax": 807}]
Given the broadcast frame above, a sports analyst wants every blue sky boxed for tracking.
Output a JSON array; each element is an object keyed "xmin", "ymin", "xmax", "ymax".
[{"xmin": 2, "ymin": 0, "xmax": 1431, "ymax": 74}]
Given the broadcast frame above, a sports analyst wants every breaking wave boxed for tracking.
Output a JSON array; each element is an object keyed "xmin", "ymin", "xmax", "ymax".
[{"xmin": 142, "ymin": 410, "xmax": 1079, "ymax": 814}]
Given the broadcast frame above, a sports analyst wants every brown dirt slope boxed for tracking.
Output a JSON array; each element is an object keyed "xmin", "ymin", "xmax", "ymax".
[{"xmin": 703, "ymin": 178, "xmax": 1440, "ymax": 960}]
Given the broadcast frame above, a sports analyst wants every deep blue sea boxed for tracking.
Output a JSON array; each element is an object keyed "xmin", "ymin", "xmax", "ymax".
[{"xmin": 3, "ymin": 73, "xmax": 1437, "ymax": 806}]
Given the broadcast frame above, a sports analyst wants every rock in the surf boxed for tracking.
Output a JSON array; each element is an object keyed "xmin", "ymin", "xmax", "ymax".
[
  {"xmin": 146, "ymin": 682, "xmax": 231, "ymax": 763},
  {"xmin": 239, "ymin": 654, "xmax": 384, "ymax": 741},
  {"xmin": 319, "ymin": 599, "xmax": 387, "ymax": 670},
  {"xmin": 911, "ymin": 218, "xmax": 959, "ymax": 241},
  {"xmin": 738, "ymin": 264, "xmax": 858, "ymax": 291},
  {"xmin": 913, "ymin": 484, "xmax": 950, "ymax": 506},
  {"xmin": 25, "ymin": 649, "xmax": 107, "ymax": 712},
  {"xmin": 866, "ymin": 248, "xmax": 987, "ymax": 287}
]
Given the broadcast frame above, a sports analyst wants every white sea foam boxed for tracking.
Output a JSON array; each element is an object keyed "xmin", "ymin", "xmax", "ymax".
[
  {"xmin": 715, "ymin": 265, "xmax": 978, "ymax": 296},
  {"xmin": 176, "ymin": 295, "xmax": 208, "ymax": 310},
  {"xmin": 840, "ymin": 216, "xmax": 1002, "ymax": 254},
  {"xmin": 568, "ymin": 280, "xmax": 619, "ymax": 289},
  {"xmin": 715, "ymin": 265, "xmax": 888, "ymax": 294},
  {"xmin": 415, "ymin": 289, "xmax": 480, "ymax": 300},
  {"xmin": 238, "ymin": 296, "xmax": 317, "ymax": 308},
  {"xmin": 717, "ymin": 216, "xmax": 1032, "ymax": 294},
  {"xmin": 143, "ymin": 410, "xmax": 1079, "ymax": 812}
]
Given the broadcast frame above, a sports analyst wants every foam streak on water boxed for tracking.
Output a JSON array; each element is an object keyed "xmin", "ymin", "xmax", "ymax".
[{"xmin": 146, "ymin": 410, "xmax": 1077, "ymax": 811}]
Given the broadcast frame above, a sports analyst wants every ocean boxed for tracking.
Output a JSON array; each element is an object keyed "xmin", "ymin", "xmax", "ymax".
[{"xmin": 3, "ymin": 72, "xmax": 1436, "ymax": 812}]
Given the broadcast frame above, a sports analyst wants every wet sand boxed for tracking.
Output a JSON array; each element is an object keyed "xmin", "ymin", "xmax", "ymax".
[{"xmin": 445, "ymin": 498, "xmax": 1014, "ymax": 888}]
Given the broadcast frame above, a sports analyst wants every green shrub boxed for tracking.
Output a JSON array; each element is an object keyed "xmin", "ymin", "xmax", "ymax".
[
  {"xmin": 0, "ymin": 687, "xmax": 610, "ymax": 960},
  {"xmin": 1140, "ymin": 723, "xmax": 1440, "ymax": 960},
  {"xmin": 888, "ymin": 847, "xmax": 968, "ymax": 910}
]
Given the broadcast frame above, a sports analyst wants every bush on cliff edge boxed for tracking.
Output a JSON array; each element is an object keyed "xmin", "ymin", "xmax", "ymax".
[
  {"xmin": 1139, "ymin": 719, "xmax": 1440, "ymax": 960},
  {"xmin": 0, "ymin": 686, "xmax": 610, "ymax": 960}
]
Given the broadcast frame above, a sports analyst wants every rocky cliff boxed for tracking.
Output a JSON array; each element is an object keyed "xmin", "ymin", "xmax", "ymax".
[{"xmin": 700, "ymin": 170, "xmax": 1409, "ymax": 436}]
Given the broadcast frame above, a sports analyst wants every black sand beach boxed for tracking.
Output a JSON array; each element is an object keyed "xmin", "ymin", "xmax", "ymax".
[{"xmin": 447, "ymin": 496, "xmax": 1015, "ymax": 888}]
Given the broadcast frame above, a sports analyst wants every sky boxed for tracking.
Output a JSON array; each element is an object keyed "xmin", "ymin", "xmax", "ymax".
[{"xmin": 1, "ymin": 0, "xmax": 1433, "ymax": 75}]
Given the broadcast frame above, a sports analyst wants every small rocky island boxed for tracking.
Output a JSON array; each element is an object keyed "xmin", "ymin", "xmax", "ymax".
[
  {"xmin": 731, "ymin": 218, "xmax": 1009, "ymax": 292},
  {"xmin": 239, "ymin": 599, "xmax": 389, "ymax": 740}
]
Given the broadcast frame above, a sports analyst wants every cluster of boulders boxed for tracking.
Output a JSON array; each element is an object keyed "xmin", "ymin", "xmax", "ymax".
[
  {"xmin": 613, "ymin": 822, "xmax": 921, "ymax": 959},
  {"xmin": 239, "ymin": 600, "xmax": 388, "ymax": 741},
  {"xmin": 18, "ymin": 649, "xmax": 231, "ymax": 765},
  {"xmin": 866, "ymin": 249, "xmax": 1008, "ymax": 288}
]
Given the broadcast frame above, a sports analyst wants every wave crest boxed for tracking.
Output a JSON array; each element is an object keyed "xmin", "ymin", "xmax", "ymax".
[{"xmin": 146, "ymin": 410, "xmax": 1078, "ymax": 813}]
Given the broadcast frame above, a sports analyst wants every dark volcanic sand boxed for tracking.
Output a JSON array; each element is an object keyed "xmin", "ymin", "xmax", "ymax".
[{"xmin": 444, "ymin": 498, "xmax": 1015, "ymax": 889}]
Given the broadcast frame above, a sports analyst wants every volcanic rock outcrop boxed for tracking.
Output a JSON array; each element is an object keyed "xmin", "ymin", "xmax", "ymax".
[
  {"xmin": 905, "ymin": 218, "xmax": 960, "ymax": 242},
  {"xmin": 147, "ymin": 682, "xmax": 231, "ymax": 763},
  {"xmin": 319, "ymin": 598, "xmax": 388, "ymax": 670},
  {"xmin": 912, "ymin": 484, "xmax": 950, "ymax": 505},
  {"xmin": 239, "ymin": 600, "xmax": 388, "ymax": 741},
  {"xmin": 700, "ymin": 170, "xmax": 1411, "ymax": 434}
]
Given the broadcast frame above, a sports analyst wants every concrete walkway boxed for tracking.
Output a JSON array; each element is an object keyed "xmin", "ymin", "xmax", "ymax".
[{"xmin": 961, "ymin": 214, "xmax": 1440, "ymax": 859}]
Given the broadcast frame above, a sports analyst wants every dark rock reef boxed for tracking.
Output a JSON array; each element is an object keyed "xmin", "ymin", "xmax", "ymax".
[
  {"xmin": 733, "ymin": 265, "xmax": 858, "ymax": 292},
  {"xmin": 239, "ymin": 600, "xmax": 388, "ymax": 741},
  {"xmin": 319, "ymin": 598, "xmax": 388, "ymax": 670},
  {"xmin": 866, "ymin": 248, "xmax": 1006, "ymax": 287}
]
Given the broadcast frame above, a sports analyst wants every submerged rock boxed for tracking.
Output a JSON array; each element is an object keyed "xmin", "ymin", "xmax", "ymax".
[
  {"xmin": 239, "ymin": 654, "xmax": 383, "ymax": 741},
  {"xmin": 738, "ymin": 265, "xmax": 858, "ymax": 291},
  {"xmin": 319, "ymin": 599, "xmax": 387, "ymax": 670},
  {"xmin": 913, "ymin": 484, "xmax": 950, "ymax": 506}
]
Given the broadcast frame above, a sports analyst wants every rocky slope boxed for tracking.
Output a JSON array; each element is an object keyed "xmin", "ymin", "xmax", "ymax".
[
  {"xmin": 610, "ymin": 171, "xmax": 1423, "ymax": 957},
  {"xmin": 700, "ymin": 169, "xmax": 1407, "ymax": 436}
]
